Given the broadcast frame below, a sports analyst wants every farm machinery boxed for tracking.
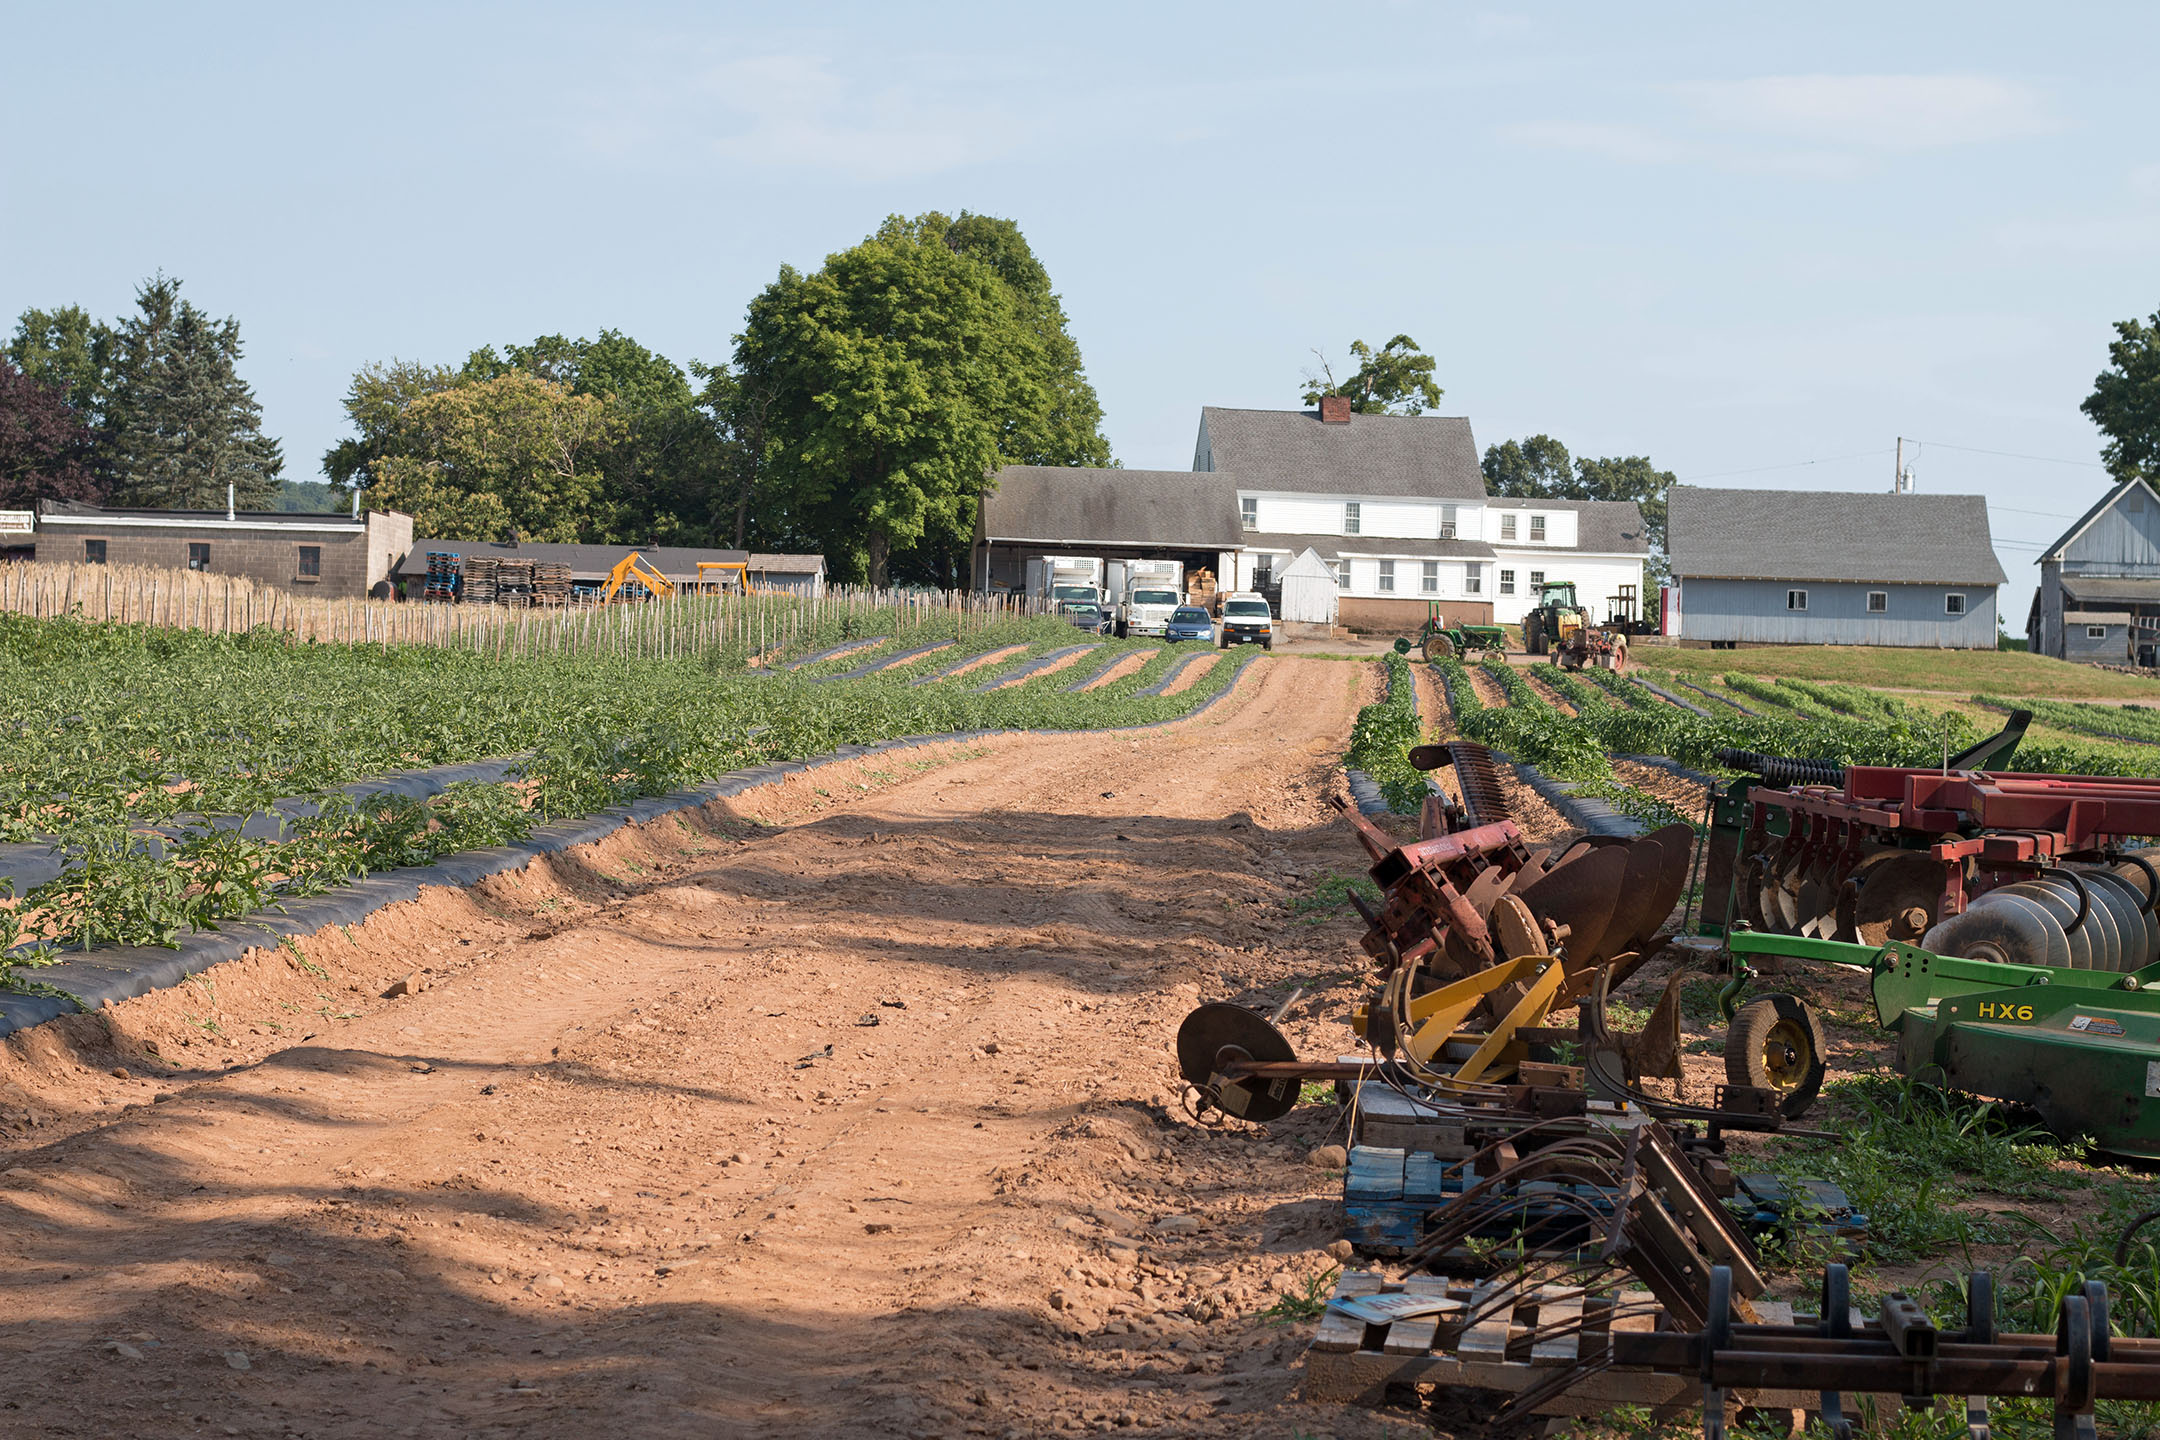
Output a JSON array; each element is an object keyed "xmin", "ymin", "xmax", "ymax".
[
  {"xmin": 1400, "ymin": 602, "xmax": 1508, "ymax": 662},
  {"xmin": 1694, "ymin": 707, "xmax": 2160, "ymax": 1155},
  {"xmin": 1521, "ymin": 580, "xmax": 1629, "ymax": 672}
]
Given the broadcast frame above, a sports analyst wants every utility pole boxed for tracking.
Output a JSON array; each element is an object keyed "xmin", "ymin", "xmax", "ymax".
[{"xmin": 1894, "ymin": 437, "xmax": 1915, "ymax": 494}]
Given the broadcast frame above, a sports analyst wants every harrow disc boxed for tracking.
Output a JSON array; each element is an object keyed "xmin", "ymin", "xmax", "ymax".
[
  {"xmin": 1848, "ymin": 852, "xmax": 1950, "ymax": 946},
  {"xmin": 1175, "ymin": 1002, "xmax": 1299, "ymax": 1123}
]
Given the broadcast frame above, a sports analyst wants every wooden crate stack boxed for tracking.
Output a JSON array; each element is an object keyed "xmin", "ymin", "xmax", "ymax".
[
  {"xmin": 534, "ymin": 562, "xmax": 571, "ymax": 606},
  {"xmin": 461, "ymin": 556, "xmax": 499, "ymax": 605},
  {"xmin": 497, "ymin": 558, "xmax": 535, "ymax": 608}
]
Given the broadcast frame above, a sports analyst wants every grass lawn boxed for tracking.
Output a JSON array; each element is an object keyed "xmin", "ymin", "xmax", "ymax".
[{"xmin": 1647, "ymin": 642, "xmax": 2160, "ymax": 699}]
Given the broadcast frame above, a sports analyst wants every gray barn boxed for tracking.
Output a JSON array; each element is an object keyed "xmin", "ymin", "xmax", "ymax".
[
  {"xmin": 2030, "ymin": 478, "xmax": 2160, "ymax": 666},
  {"xmin": 1666, "ymin": 486, "xmax": 2003, "ymax": 648}
]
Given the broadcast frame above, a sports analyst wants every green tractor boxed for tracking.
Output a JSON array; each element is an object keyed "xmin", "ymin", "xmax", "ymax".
[
  {"xmin": 1520, "ymin": 579, "xmax": 1588, "ymax": 656},
  {"xmin": 1395, "ymin": 601, "xmax": 1508, "ymax": 662}
]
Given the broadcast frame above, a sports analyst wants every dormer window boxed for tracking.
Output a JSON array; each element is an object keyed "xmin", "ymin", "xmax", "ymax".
[
  {"xmin": 1500, "ymin": 513, "xmax": 1517, "ymax": 540},
  {"xmin": 1440, "ymin": 504, "xmax": 1457, "ymax": 540},
  {"xmin": 1343, "ymin": 502, "xmax": 1360, "ymax": 535},
  {"xmin": 1529, "ymin": 514, "xmax": 1546, "ymax": 542}
]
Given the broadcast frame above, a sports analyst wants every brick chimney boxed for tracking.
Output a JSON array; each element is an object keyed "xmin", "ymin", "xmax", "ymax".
[{"xmin": 1318, "ymin": 395, "xmax": 1352, "ymax": 424}]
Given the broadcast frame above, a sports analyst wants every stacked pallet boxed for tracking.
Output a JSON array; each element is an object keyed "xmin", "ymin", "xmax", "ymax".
[
  {"xmin": 423, "ymin": 551, "xmax": 461, "ymax": 603},
  {"xmin": 497, "ymin": 558, "xmax": 535, "ymax": 608},
  {"xmin": 461, "ymin": 556, "xmax": 499, "ymax": 605},
  {"xmin": 534, "ymin": 562, "xmax": 571, "ymax": 606},
  {"xmin": 1303, "ymin": 1271, "xmax": 1803, "ymax": 1414}
]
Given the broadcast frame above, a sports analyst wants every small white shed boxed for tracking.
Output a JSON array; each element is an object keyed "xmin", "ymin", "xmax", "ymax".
[{"xmin": 1277, "ymin": 546, "xmax": 1339, "ymax": 626}]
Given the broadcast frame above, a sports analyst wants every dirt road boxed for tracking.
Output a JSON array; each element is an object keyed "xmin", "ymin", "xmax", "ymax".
[{"xmin": 0, "ymin": 657, "xmax": 1419, "ymax": 1439}]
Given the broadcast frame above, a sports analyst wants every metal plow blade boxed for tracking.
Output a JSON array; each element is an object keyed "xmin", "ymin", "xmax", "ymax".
[{"xmin": 1409, "ymin": 740, "xmax": 1512, "ymax": 829}]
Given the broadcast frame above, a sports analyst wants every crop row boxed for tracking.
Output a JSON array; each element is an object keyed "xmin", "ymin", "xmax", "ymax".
[
  {"xmin": 1443, "ymin": 662, "xmax": 1693, "ymax": 829},
  {"xmin": 0, "ymin": 613, "xmax": 1232, "ymax": 963}
]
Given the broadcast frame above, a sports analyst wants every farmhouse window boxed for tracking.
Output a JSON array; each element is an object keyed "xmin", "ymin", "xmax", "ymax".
[
  {"xmin": 1529, "ymin": 514, "xmax": 1546, "ymax": 542},
  {"xmin": 1499, "ymin": 569, "xmax": 1515, "ymax": 595},
  {"xmin": 1377, "ymin": 560, "xmax": 1396, "ymax": 592},
  {"xmin": 188, "ymin": 543, "xmax": 210, "ymax": 571},
  {"xmin": 1421, "ymin": 561, "xmax": 1439, "ymax": 593},
  {"xmin": 83, "ymin": 538, "xmax": 107, "ymax": 564},
  {"xmin": 1500, "ymin": 513, "xmax": 1517, "ymax": 540},
  {"xmin": 1343, "ymin": 502, "xmax": 1361, "ymax": 535},
  {"xmin": 1529, "ymin": 570, "xmax": 1545, "ymax": 590},
  {"xmin": 1240, "ymin": 496, "xmax": 1257, "ymax": 531},
  {"xmin": 1440, "ymin": 505, "xmax": 1457, "ymax": 540},
  {"xmin": 2091, "ymin": 626, "xmax": 2110, "ymax": 640},
  {"xmin": 1867, "ymin": 591, "xmax": 1887, "ymax": 613},
  {"xmin": 1945, "ymin": 593, "xmax": 1966, "ymax": 616},
  {"xmin": 1334, "ymin": 560, "xmax": 1350, "ymax": 590},
  {"xmin": 1787, "ymin": 589, "xmax": 1808, "ymax": 611},
  {"xmin": 298, "ymin": 546, "xmax": 321, "ymax": 578},
  {"xmin": 1464, "ymin": 564, "xmax": 1482, "ymax": 595}
]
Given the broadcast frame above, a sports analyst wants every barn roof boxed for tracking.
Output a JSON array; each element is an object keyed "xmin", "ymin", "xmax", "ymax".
[
  {"xmin": 979, "ymin": 468, "xmax": 1243, "ymax": 548},
  {"xmin": 1667, "ymin": 486, "xmax": 2006, "ymax": 586}
]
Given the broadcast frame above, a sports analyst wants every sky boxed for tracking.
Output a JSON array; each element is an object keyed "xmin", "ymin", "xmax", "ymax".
[{"xmin": 5, "ymin": 1, "xmax": 2157, "ymax": 625}]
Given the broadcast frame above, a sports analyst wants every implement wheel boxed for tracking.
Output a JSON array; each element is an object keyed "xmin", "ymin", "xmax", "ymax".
[{"xmin": 1726, "ymin": 993, "xmax": 1828, "ymax": 1118}]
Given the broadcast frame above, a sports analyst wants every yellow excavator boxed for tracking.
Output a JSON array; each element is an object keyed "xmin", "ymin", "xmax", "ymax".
[{"xmin": 597, "ymin": 552, "xmax": 675, "ymax": 603}]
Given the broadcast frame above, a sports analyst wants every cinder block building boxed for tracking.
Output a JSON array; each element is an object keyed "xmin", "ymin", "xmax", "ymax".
[{"xmin": 34, "ymin": 501, "xmax": 414, "ymax": 599}]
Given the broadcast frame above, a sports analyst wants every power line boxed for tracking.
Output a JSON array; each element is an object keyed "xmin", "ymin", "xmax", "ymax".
[
  {"xmin": 1909, "ymin": 439, "xmax": 2107, "ymax": 470},
  {"xmin": 1677, "ymin": 449, "xmax": 1895, "ymax": 483}
]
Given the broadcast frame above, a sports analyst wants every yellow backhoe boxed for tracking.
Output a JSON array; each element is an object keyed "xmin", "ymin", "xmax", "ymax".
[{"xmin": 597, "ymin": 552, "xmax": 675, "ymax": 603}]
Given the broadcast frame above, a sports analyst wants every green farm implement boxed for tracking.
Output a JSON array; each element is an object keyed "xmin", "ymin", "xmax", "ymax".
[
  {"xmin": 1398, "ymin": 602, "xmax": 1508, "ymax": 662},
  {"xmin": 1720, "ymin": 931, "xmax": 2160, "ymax": 1156},
  {"xmin": 1685, "ymin": 708, "xmax": 2160, "ymax": 1155}
]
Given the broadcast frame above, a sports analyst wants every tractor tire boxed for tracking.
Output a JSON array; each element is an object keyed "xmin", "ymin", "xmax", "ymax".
[
  {"xmin": 1725, "ymin": 994, "xmax": 1828, "ymax": 1119},
  {"xmin": 1427, "ymin": 632, "xmax": 1457, "ymax": 661},
  {"xmin": 1524, "ymin": 617, "xmax": 1544, "ymax": 655}
]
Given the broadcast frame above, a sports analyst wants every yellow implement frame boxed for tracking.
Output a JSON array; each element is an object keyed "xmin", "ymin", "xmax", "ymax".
[
  {"xmin": 694, "ymin": 561, "xmax": 755, "ymax": 595},
  {"xmin": 598, "ymin": 552, "xmax": 675, "ymax": 603},
  {"xmin": 1356, "ymin": 953, "xmax": 1566, "ymax": 1089}
]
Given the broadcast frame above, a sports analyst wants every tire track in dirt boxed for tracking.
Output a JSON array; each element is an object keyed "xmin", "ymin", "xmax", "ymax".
[{"xmin": 0, "ymin": 657, "xmax": 1414, "ymax": 1440}]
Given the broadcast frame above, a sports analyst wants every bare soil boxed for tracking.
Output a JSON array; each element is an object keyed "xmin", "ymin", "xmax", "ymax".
[
  {"xmin": 0, "ymin": 657, "xmax": 1426, "ymax": 1440},
  {"xmin": 1157, "ymin": 654, "xmax": 1221, "ymax": 697},
  {"xmin": 1077, "ymin": 652, "xmax": 1152, "ymax": 692},
  {"xmin": 936, "ymin": 643, "xmax": 1031, "ymax": 680},
  {"xmin": 990, "ymin": 646, "xmax": 1097, "ymax": 689}
]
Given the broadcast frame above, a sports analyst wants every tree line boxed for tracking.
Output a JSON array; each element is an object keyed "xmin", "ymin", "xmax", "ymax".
[{"xmin": 7, "ymin": 223, "xmax": 2157, "ymax": 587}]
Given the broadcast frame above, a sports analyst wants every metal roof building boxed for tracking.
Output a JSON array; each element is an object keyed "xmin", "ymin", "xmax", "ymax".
[{"xmin": 1665, "ymin": 486, "xmax": 2004, "ymax": 648}]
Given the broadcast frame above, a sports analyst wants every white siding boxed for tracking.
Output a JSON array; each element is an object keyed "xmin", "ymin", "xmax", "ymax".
[
  {"xmin": 1482, "ymin": 507, "xmax": 1579, "ymax": 548},
  {"xmin": 1243, "ymin": 492, "xmax": 1474, "ymax": 539},
  {"xmin": 1360, "ymin": 500, "xmax": 1437, "ymax": 539}
]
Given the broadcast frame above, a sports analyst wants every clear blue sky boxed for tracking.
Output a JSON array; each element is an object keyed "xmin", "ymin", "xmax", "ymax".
[{"xmin": 6, "ymin": 2, "xmax": 2156, "ymax": 623}]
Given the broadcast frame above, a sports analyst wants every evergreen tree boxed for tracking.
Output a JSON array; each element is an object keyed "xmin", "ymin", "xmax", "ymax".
[{"xmin": 105, "ymin": 276, "xmax": 283, "ymax": 509}]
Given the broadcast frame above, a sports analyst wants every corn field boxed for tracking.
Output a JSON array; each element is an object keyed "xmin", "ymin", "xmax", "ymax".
[{"xmin": 0, "ymin": 560, "xmax": 1045, "ymax": 661}]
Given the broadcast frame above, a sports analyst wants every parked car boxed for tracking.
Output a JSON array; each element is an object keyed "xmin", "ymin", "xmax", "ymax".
[
  {"xmin": 1063, "ymin": 603, "xmax": 1112, "ymax": 636},
  {"xmin": 1163, "ymin": 605, "xmax": 1215, "ymax": 644},
  {"xmin": 1218, "ymin": 592, "xmax": 1275, "ymax": 651}
]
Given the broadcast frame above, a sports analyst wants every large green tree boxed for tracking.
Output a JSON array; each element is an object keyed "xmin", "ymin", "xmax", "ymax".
[
  {"xmin": 102, "ymin": 276, "xmax": 284, "ymax": 509},
  {"xmin": 466, "ymin": 331, "xmax": 721, "ymax": 545},
  {"xmin": 734, "ymin": 211, "xmax": 1110, "ymax": 587},
  {"xmin": 6, "ymin": 304, "xmax": 115, "ymax": 426},
  {"xmin": 362, "ymin": 373, "xmax": 622, "ymax": 542},
  {"xmin": 2085, "ymin": 308, "xmax": 2160, "ymax": 483},
  {"xmin": 1300, "ymin": 335, "xmax": 1445, "ymax": 415}
]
